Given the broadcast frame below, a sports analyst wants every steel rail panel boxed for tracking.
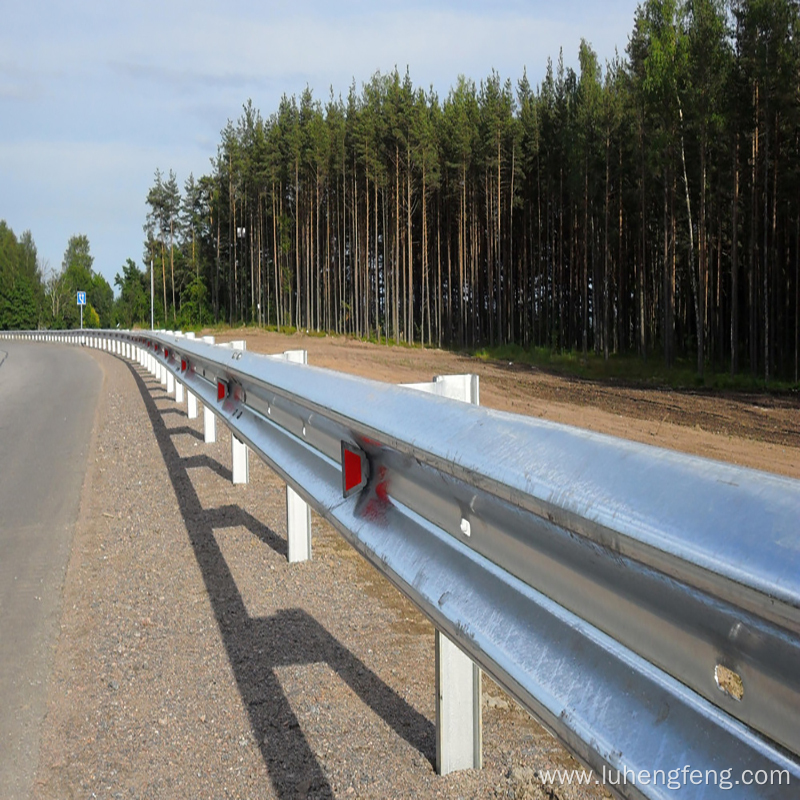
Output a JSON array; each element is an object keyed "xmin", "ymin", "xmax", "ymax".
[
  {"xmin": 148, "ymin": 335, "xmax": 800, "ymax": 799},
  {"xmin": 140, "ymin": 332, "xmax": 800, "ymax": 757}
]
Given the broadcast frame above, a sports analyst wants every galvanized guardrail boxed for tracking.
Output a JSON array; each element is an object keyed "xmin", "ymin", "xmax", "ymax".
[{"xmin": 5, "ymin": 329, "xmax": 800, "ymax": 799}]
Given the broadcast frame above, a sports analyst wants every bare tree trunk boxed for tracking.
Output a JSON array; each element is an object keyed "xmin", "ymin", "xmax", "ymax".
[
  {"xmin": 763, "ymin": 102, "xmax": 770, "ymax": 383},
  {"xmin": 604, "ymin": 136, "xmax": 610, "ymax": 360},
  {"xmin": 731, "ymin": 136, "xmax": 739, "ymax": 375},
  {"xmin": 663, "ymin": 173, "xmax": 670, "ymax": 367},
  {"xmin": 374, "ymin": 179, "xmax": 379, "ymax": 343},
  {"xmin": 170, "ymin": 216, "xmax": 176, "ymax": 324},
  {"xmin": 795, "ymin": 213, "xmax": 799, "ymax": 383},
  {"xmin": 161, "ymin": 238, "xmax": 167, "ymax": 323},
  {"xmin": 639, "ymin": 117, "xmax": 646, "ymax": 358},
  {"xmin": 678, "ymin": 104, "xmax": 702, "ymax": 377},
  {"xmin": 406, "ymin": 139, "xmax": 413, "ymax": 345},
  {"xmin": 583, "ymin": 162, "xmax": 589, "ymax": 356}
]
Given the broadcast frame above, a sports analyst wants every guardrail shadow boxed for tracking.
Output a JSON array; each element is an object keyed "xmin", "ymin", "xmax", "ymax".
[
  {"xmin": 205, "ymin": 504, "xmax": 288, "ymax": 559},
  {"xmin": 168, "ymin": 426, "xmax": 204, "ymax": 442},
  {"xmin": 182, "ymin": 453, "xmax": 232, "ymax": 483},
  {"xmin": 159, "ymin": 406, "xmax": 186, "ymax": 417},
  {"xmin": 127, "ymin": 362, "xmax": 435, "ymax": 798}
]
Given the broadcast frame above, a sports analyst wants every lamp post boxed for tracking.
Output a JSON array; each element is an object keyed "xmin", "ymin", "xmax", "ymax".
[
  {"xmin": 237, "ymin": 226, "xmax": 246, "ymax": 321},
  {"xmin": 150, "ymin": 257, "xmax": 154, "ymax": 330}
]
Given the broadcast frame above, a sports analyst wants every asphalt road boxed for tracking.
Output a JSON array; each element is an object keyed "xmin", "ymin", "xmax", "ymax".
[{"xmin": 0, "ymin": 341, "xmax": 102, "ymax": 799}]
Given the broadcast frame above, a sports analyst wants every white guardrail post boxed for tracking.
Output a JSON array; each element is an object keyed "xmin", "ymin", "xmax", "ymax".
[
  {"xmin": 218, "ymin": 341, "xmax": 250, "ymax": 486},
  {"xmin": 280, "ymin": 350, "xmax": 312, "ymax": 563},
  {"xmin": 185, "ymin": 333, "xmax": 198, "ymax": 418},
  {"xmin": 201, "ymin": 335, "xmax": 216, "ymax": 442},
  {"xmin": 403, "ymin": 374, "xmax": 482, "ymax": 774}
]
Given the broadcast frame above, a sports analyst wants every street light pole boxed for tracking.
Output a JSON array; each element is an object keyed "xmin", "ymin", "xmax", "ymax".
[
  {"xmin": 237, "ymin": 226, "xmax": 246, "ymax": 321},
  {"xmin": 150, "ymin": 257, "xmax": 154, "ymax": 330}
]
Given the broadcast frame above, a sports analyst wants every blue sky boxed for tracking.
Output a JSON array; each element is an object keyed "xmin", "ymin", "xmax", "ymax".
[{"xmin": 1, "ymin": 0, "xmax": 641, "ymax": 293}]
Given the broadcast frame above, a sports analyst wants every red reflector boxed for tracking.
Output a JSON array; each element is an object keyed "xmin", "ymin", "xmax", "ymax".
[
  {"xmin": 342, "ymin": 443, "xmax": 368, "ymax": 497},
  {"xmin": 217, "ymin": 380, "xmax": 227, "ymax": 401},
  {"xmin": 164, "ymin": 348, "xmax": 169, "ymax": 358},
  {"xmin": 181, "ymin": 359, "xmax": 187, "ymax": 372}
]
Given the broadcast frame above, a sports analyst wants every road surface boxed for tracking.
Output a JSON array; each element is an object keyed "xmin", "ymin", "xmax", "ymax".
[{"xmin": 0, "ymin": 341, "xmax": 101, "ymax": 799}]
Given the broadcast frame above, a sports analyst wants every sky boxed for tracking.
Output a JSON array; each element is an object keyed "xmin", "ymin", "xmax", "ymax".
[{"xmin": 1, "ymin": 0, "xmax": 642, "ymax": 294}]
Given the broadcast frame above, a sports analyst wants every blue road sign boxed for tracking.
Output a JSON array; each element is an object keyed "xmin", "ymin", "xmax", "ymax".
[{"xmin": 77, "ymin": 291, "xmax": 86, "ymax": 306}]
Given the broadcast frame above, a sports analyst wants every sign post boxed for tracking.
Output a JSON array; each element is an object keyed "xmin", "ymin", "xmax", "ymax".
[{"xmin": 77, "ymin": 291, "xmax": 86, "ymax": 330}]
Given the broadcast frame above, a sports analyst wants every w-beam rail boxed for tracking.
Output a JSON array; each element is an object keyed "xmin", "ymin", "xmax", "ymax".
[{"xmin": 5, "ymin": 329, "xmax": 800, "ymax": 799}]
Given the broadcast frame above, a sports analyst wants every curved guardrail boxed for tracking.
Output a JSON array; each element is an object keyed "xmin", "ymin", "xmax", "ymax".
[{"xmin": 5, "ymin": 328, "xmax": 800, "ymax": 799}]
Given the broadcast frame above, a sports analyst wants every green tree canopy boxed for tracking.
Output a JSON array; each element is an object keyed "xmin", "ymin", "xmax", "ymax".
[{"xmin": 0, "ymin": 221, "xmax": 44, "ymax": 330}]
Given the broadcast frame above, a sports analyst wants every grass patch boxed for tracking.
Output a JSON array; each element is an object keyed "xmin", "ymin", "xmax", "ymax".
[
  {"xmin": 472, "ymin": 344, "xmax": 799, "ymax": 393},
  {"xmin": 186, "ymin": 321, "xmax": 798, "ymax": 393}
]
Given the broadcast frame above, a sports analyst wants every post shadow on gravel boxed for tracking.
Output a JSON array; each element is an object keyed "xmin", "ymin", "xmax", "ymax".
[
  {"xmin": 130, "ymin": 364, "xmax": 435, "ymax": 798},
  {"xmin": 159, "ymin": 406, "xmax": 186, "ymax": 416},
  {"xmin": 168, "ymin": 425, "xmax": 205, "ymax": 442},
  {"xmin": 206, "ymin": 504, "xmax": 288, "ymax": 559},
  {"xmin": 182, "ymin": 453, "xmax": 233, "ymax": 483}
]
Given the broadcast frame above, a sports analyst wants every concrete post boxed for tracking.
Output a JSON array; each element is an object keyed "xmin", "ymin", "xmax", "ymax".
[
  {"xmin": 166, "ymin": 370, "xmax": 175, "ymax": 394},
  {"xmin": 175, "ymin": 380, "xmax": 184, "ymax": 404},
  {"xmin": 403, "ymin": 374, "xmax": 482, "ymax": 776}
]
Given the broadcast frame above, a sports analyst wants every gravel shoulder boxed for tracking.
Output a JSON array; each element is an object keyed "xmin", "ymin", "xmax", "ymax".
[{"xmin": 31, "ymin": 338, "xmax": 799, "ymax": 800}]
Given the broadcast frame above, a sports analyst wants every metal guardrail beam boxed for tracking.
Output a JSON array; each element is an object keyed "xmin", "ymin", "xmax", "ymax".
[{"xmin": 5, "ymin": 328, "xmax": 800, "ymax": 798}]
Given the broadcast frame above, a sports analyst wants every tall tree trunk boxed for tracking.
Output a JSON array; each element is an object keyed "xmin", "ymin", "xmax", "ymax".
[
  {"xmin": 604, "ymin": 136, "xmax": 610, "ymax": 360},
  {"xmin": 731, "ymin": 136, "xmax": 739, "ymax": 375},
  {"xmin": 678, "ymin": 104, "xmax": 702, "ymax": 377},
  {"xmin": 583, "ymin": 162, "xmax": 589, "ymax": 355},
  {"xmin": 639, "ymin": 116, "xmax": 646, "ymax": 358},
  {"xmin": 406, "ymin": 139, "xmax": 413, "ymax": 344},
  {"xmin": 763, "ymin": 100, "xmax": 770, "ymax": 382},
  {"xmin": 161, "ymin": 238, "xmax": 167, "ymax": 323},
  {"xmin": 750, "ymin": 84, "xmax": 758, "ymax": 376},
  {"xmin": 663, "ymin": 171, "xmax": 671, "ymax": 367},
  {"xmin": 169, "ymin": 216, "xmax": 175, "ymax": 324}
]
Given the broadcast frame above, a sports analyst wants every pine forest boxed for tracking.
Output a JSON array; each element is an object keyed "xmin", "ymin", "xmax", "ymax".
[{"xmin": 4, "ymin": 0, "xmax": 800, "ymax": 383}]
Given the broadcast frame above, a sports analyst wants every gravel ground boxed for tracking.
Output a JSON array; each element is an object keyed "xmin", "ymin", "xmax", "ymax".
[{"xmin": 32, "ymin": 350, "xmax": 607, "ymax": 800}]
